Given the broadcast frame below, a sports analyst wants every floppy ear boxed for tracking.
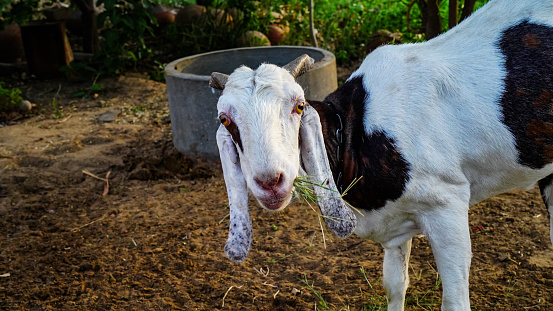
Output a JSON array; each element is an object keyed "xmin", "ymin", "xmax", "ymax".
[
  {"xmin": 299, "ymin": 105, "xmax": 357, "ymax": 238},
  {"xmin": 216, "ymin": 126, "xmax": 252, "ymax": 262}
]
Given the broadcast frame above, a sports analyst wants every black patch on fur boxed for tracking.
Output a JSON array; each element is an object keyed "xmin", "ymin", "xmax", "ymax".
[
  {"xmin": 309, "ymin": 76, "xmax": 411, "ymax": 211},
  {"xmin": 226, "ymin": 122, "xmax": 244, "ymax": 152},
  {"xmin": 499, "ymin": 21, "xmax": 553, "ymax": 169}
]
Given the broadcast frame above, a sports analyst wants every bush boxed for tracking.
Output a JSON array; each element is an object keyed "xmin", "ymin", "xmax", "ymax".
[
  {"xmin": 94, "ymin": 0, "xmax": 158, "ymax": 74},
  {"xmin": 0, "ymin": 83, "xmax": 23, "ymax": 113}
]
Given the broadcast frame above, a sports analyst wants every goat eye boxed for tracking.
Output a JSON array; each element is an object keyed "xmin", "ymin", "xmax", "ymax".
[
  {"xmin": 294, "ymin": 102, "xmax": 305, "ymax": 114},
  {"xmin": 219, "ymin": 115, "xmax": 231, "ymax": 126}
]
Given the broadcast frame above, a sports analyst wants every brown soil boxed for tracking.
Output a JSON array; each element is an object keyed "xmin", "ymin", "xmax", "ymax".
[{"xmin": 1, "ymin": 74, "xmax": 553, "ymax": 310}]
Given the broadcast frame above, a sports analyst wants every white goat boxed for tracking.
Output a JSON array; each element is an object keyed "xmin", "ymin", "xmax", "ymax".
[{"xmin": 210, "ymin": 1, "xmax": 553, "ymax": 310}]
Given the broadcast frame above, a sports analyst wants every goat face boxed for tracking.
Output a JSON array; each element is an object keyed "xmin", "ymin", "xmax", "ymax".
[
  {"xmin": 211, "ymin": 55, "xmax": 357, "ymax": 262},
  {"xmin": 217, "ymin": 64, "xmax": 303, "ymax": 211}
]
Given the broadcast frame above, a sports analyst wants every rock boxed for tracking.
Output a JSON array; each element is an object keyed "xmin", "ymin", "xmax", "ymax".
[
  {"xmin": 237, "ymin": 31, "xmax": 271, "ymax": 47},
  {"xmin": 96, "ymin": 109, "xmax": 120, "ymax": 123},
  {"xmin": 19, "ymin": 100, "xmax": 32, "ymax": 113}
]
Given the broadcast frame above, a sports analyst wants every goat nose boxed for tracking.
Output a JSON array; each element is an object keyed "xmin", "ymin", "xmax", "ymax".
[{"xmin": 255, "ymin": 173, "xmax": 283, "ymax": 191}]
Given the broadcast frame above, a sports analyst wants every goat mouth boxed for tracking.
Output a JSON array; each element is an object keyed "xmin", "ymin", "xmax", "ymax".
[{"xmin": 259, "ymin": 194, "xmax": 292, "ymax": 211}]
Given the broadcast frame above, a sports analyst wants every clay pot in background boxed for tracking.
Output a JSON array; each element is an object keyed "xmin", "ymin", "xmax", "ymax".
[
  {"xmin": 237, "ymin": 31, "xmax": 271, "ymax": 47},
  {"xmin": 175, "ymin": 5, "xmax": 206, "ymax": 25},
  {"xmin": 267, "ymin": 24, "xmax": 289, "ymax": 45},
  {"xmin": 0, "ymin": 23, "xmax": 25, "ymax": 63},
  {"xmin": 151, "ymin": 4, "xmax": 175, "ymax": 27},
  {"xmin": 155, "ymin": 11, "xmax": 176, "ymax": 26}
]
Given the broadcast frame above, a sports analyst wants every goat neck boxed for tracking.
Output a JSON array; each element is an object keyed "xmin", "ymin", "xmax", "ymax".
[
  {"xmin": 308, "ymin": 76, "xmax": 411, "ymax": 211},
  {"xmin": 306, "ymin": 100, "xmax": 343, "ymax": 191}
]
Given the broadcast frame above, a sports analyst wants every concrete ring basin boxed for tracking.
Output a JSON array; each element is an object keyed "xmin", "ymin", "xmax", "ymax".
[{"xmin": 165, "ymin": 46, "xmax": 337, "ymax": 158}]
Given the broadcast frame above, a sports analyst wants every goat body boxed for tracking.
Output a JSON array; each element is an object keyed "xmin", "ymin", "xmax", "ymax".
[{"xmin": 211, "ymin": 1, "xmax": 553, "ymax": 310}]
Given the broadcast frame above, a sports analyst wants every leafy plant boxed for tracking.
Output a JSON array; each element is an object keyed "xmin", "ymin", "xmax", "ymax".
[
  {"xmin": 73, "ymin": 74, "xmax": 104, "ymax": 98},
  {"xmin": 95, "ymin": 0, "xmax": 157, "ymax": 74},
  {"xmin": 74, "ymin": 83, "xmax": 104, "ymax": 99},
  {"xmin": 149, "ymin": 60, "xmax": 166, "ymax": 82},
  {"xmin": 130, "ymin": 105, "xmax": 147, "ymax": 112},
  {"xmin": 60, "ymin": 60, "xmax": 99, "ymax": 81},
  {"xmin": 0, "ymin": 0, "xmax": 63, "ymax": 30},
  {"xmin": 51, "ymin": 84, "xmax": 64, "ymax": 119},
  {"xmin": 0, "ymin": 83, "xmax": 23, "ymax": 113}
]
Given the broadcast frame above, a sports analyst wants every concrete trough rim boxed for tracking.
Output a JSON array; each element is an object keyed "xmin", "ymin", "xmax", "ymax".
[
  {"xmin": 165, "ymin": 45, "xmax": 337, "ymax": 158},
  {"xmin": 164, "ymin": 45, "xmax": 336, "ymax": 80}
]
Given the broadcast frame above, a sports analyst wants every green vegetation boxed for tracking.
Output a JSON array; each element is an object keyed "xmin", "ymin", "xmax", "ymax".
[
  {"xmin": 153, "ymin": 0, "xmax": 490, "ymax": 64},
  {"xmin": 0, "ymin": 0, "xmax": 64, "ymax": 30},
  {"xmin": 95, "ymin": 0, "xmax": 158, "ymax": 74},
  {"xmin": 51, "ymin": 84, "xmax": 64, "ymax": 119},
  {"xmin": 1, "ymin": 1, "xmax": 490, "ymax": 89},
  {"xmin": 299, "ymin": 275, "xmax": 333, "ymax": 310},
  {"xmin": 0, "ymin": 83, "xmax": 23, "ymax": 113},
  {"xmin": 146, "ymin": 0, "xmax": 491, "ymax": 72},
  {"xmin": 74, "ymin": 82, "xmax": 104, "ymax": 99}
]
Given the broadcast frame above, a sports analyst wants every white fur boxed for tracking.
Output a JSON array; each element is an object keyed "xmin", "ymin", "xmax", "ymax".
[
  {"xmin": 350, "ymin": 1, "xmax": 553, "ymax": 310},
  {"xmin": 216, "ymin": 63, "xmax": 356, "ymax": 261},
  {"xmin": 217, "ymin": 64, "xmax": 304, "ymax": 210},
  {"xmin": 216, "ymin": 0, "xmax": 553, "ymax": 309}
]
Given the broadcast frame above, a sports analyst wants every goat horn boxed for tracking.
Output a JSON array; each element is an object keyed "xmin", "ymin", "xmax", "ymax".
[
  {"xmin": 283, "ymin": 54, "xmax": 315, "ymax": 79},
  {"xmin": 209, "ymin": 72, "xmax": 229, "ymax": 90}
]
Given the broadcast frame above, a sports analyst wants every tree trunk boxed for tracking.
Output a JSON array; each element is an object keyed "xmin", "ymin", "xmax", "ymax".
[
  {"xmin": 309, "ymin": 0, "xmax": 318, "ymax": 48},
  {"xmin": 460, "ymin": 0, "xmax": 477, "ymax": 22},
  {"xmin": 449, "ymin": 0, "xmax": 458, "ymax": 29},
  {"xmin": 425, "ymin": 0, "xmax": 442, "ymax": 40},
  {"xmin": 417, "ymin": 0, "xmax": 428, "ymax": 34},
  {"xmin": 73, "ymin": 0, "xmax": 99, "ymax": 53}
]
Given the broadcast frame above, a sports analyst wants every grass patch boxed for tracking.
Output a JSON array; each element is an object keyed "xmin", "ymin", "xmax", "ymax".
[
  {"xmin": 360, "ymin": 267, "xmax": 387, "ymax": 310},
  {"xmin": 296, "ymin": 265, "xmax": 443, "ymax": 310},
  {"xmin": 299, "ymin": 275, "xmax": 333, "ymax": 310}
]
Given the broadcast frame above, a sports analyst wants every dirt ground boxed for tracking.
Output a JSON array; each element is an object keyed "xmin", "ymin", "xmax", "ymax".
[{"xmin": 1, "ymin": 72, "xmax": 553, "ymax": 311}]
